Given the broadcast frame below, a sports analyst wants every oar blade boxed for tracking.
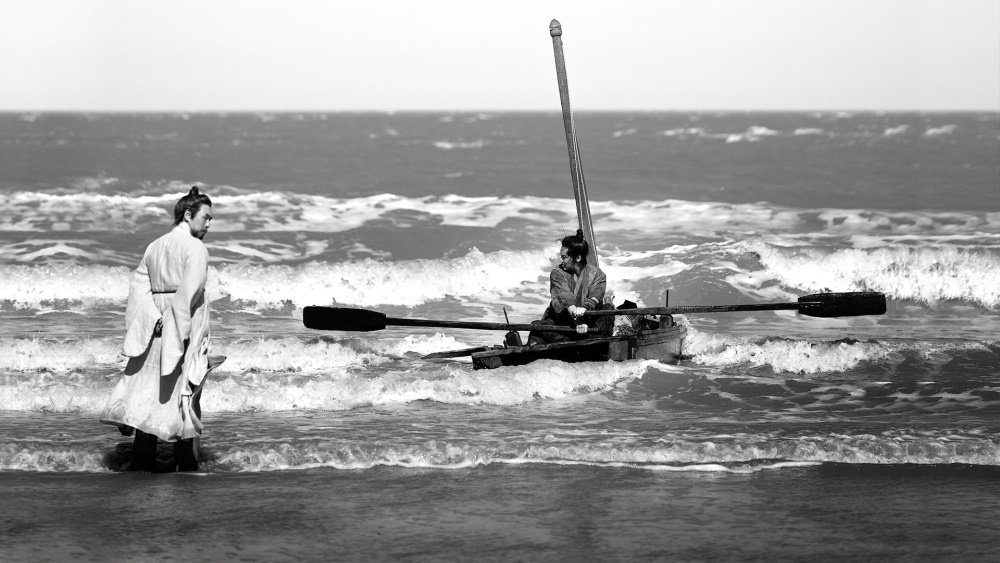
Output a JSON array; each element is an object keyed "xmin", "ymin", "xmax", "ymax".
[
  {"xmin": 797, "ymin": 292, "xmax": 887, "ymax": 317},
  {"xmin": 303, "ymin": 306, "xmax": 387, "ymax": 331}
]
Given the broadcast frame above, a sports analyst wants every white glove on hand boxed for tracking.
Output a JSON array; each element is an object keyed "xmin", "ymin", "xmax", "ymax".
[
  {"xmin": 576, "ymin": 324, "xmax": 588, "ymax": 334},
  {"xmin": 568, "ymin": 305, "xmax": 586, "ymax": 319}
]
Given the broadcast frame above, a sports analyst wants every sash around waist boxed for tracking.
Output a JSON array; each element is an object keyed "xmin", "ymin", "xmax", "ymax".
[{"xmin": 152, "ymin": 290, "xmax": 177, "ymax": 294}]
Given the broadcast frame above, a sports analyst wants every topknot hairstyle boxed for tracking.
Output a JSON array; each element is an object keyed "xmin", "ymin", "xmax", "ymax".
[
  {"xmin": 173, "ymin": 186, "xmax": 213, "ymax": 225},
  {"xmin": 560, "ymin": 228, "xmax": 589, "ymax": 267}
]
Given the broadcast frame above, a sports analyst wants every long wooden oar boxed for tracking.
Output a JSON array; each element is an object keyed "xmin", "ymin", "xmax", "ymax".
[
  {"xmin": 551, "ymin": 19, "xmax": 598, "ymax": 268},
  {"xmin": 303, "ymin": 306, "xmax": 601, "ymax": 334},
  {"xmin": 582, "ymin": 292, "xmax": 887, "ymax": 319}
]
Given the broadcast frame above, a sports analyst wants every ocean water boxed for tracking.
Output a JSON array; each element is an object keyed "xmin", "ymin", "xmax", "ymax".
[{"xmin": 0, "ymin": 111, "xmax": 998, "ymax": 562}]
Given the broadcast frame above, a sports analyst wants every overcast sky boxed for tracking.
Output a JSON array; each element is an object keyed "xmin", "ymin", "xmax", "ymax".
[{"xmin": 3, "ymin": 0, "xmax": 998, "ymax": 111}]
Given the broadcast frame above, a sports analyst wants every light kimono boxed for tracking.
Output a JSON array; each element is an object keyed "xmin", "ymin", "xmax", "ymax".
[{"xmin": 100, "ymin": 224, "xmax": 212, "ymax": 442}]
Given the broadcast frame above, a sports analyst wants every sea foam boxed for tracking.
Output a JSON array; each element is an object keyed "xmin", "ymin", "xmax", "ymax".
[
  {"xmin": 2, "ymin": 239, "xmax": 997, "ymax": 312},
  {"xmin": 8, "ymin": 191, "xmax": 997, "ymax": 242},
  {"xmin": 4, "ymin": 430, "xmax": 994, "ymax": 473},
  {"xmin": 0, "ymin": 336, "xmax": 653, "ymax": 413},
  {"xmin": 738, "ymin": 241, "xmax": 1000, "ymax": 308}
]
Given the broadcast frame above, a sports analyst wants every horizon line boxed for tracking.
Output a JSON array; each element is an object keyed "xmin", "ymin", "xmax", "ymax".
[{"xmin": 3, "ymin": 107, "xmax": 998, "ymax": 114}]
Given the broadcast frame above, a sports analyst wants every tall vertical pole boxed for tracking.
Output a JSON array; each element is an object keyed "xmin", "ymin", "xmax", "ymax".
[{"xmin": 550, "ymin": 19, "xmax": 598, "ymax": 268}]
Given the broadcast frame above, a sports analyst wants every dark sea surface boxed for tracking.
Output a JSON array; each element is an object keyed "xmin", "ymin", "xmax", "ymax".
[{"xmin": 1, "ymin": 111, "xmax": 998, "ymax": 562}]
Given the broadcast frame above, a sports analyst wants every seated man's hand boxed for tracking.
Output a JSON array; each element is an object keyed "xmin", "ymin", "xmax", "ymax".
[
  {"xmin": 575, "ymin": 324, "xmax": 588, "ymax": 334},
  {"xmin": 568, "ymin": 305, "xmax": 586, "ymax": 319}
]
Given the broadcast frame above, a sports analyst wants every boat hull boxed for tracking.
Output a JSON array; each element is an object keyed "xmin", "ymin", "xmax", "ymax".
[{"xmin": 471, "ymin": 325, "xmax": 686, "ymax": 370}]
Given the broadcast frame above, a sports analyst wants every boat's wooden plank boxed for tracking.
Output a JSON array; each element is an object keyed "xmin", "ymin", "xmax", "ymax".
[
  {"xmin": 633, "ymin": 327, "xmax": 686, "ymax": 360},
  {"xmin": 473, "ymin": 334, "xmax": 631, "ymax": 359},
  {"xmin": 636, "ymin": 326, "xmax": 686, "ymax": 345},
  {"xmin": 472, "ymin": 340, "xmax": 612, "ymax": 369},
  {"xmin": 423, "ymin": 346, "xmax": 495, "ymax": 359}
]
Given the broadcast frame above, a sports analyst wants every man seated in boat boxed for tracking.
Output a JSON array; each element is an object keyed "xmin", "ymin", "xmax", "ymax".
[{"xmin": 527, "ymin": 229, "xmax": 609, "ymax": 346}]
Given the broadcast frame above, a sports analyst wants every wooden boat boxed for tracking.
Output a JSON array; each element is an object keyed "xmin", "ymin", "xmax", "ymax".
[
  {"xmin": 305, "ymin": 291, "xmax": 883, "ymax": 369},
  {"xmin": 470, "ymin": 319, "xmax": 686, "ymax": 370},
  {"xmin": 470, "ymin": 20, "xmax": 687, "ymax": 370},
  {"xmin": 464, "ymin": 289, "xmax": 887, "ymax": 370}
]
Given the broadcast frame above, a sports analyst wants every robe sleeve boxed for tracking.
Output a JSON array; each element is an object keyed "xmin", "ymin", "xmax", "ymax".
[
  {"xmin": 581, "ymin": 268, "xmax": 606, "ymax": 311},
  {"xmin": 549, "ymin": 267, "xmax": 576, "ymax": 314},
  {"xmin": 122, "ymin": 250, "xmax": 161, "ymax": 358},
  {"xmin": 159, "ymin": 241, "xmax": 209, "ymax": 376}
]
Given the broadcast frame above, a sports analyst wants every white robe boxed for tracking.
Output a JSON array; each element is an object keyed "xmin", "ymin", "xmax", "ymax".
[{"xmin": 100, "ymin": 224, "xmax": 212, "ymax": 442}]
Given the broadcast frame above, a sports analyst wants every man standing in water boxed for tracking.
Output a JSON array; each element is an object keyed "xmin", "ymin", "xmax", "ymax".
[{"xmin": 101, "ymin": 186, "xmax": 223, "ymax": 472}]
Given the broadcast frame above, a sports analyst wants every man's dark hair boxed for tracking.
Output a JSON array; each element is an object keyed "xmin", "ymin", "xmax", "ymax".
[
  {"xmin": 173, "ymin": 186, "xmax": 213, "ymax": 225},
  {"xmin": 561, "ymin": 228, "xmax": 589, "ymax": 267}
]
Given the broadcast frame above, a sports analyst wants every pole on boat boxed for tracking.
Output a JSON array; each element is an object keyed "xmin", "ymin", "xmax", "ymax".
[{"xmin": 550, "ymin": 19, "xmax": 598, "ymax": 268}]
